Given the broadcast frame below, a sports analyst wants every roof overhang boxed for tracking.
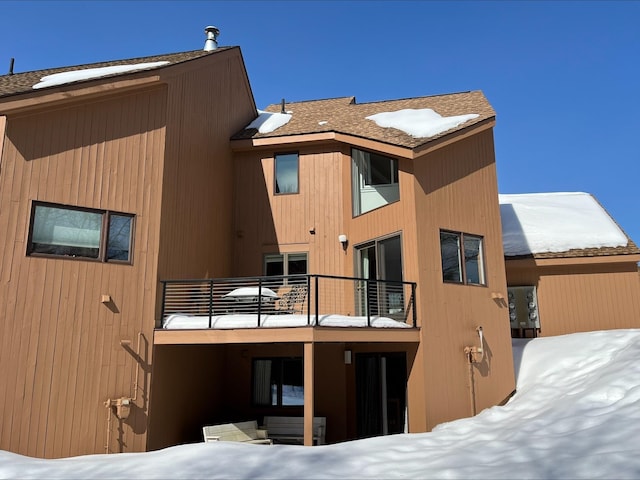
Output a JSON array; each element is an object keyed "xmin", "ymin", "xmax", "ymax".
[
  {"xmin": 230, "ymin": 117, "xmax": 496, "ymax": 160},
  {"xmin": 0, "ymin": 75, "xmax": 163, "ymax": 116},
  {"xmin": 153, "ymin": 326, "xmax": 421, "ymax": 345},
  {"xmin": 505, "ymin": 253, "xmax": 640, "ymax": 269}
]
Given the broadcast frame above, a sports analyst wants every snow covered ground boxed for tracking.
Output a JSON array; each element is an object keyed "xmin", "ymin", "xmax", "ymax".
[{"xmin": 1, "ymin": 329, "xmax": 639, "ymax": 479}]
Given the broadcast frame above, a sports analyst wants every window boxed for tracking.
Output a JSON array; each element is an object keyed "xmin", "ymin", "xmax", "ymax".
[
  {"xmin": 440, "ymin": 230, "xmax": 485, "ymax": 285},
  {"xmin": 264, "ymin": 252, "xmax": 307, "ymax": 278},
  {"xmin": 28, "ymin": 201, "xmax": 134, "ymax": 263},
  {"xmin": 253, "ymin": 357, "xmax": 304, "ymax": 407},
  {"xmin": 275, "ymin": 153, "xmax": 299, "ymax": 194},
  {"xmin": 352, "ymin": 148, "xmax": 399, "ymax": 216},
  {"xmin": 355, "ymin": 234, "xmax": 404, "ymax": 317}
]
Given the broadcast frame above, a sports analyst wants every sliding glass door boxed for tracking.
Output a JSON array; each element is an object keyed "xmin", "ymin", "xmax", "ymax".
[
  {"xmin": 355, "ymin": 234, "xmax": 403, "ymax": 317},
  {"xmin": 356, "ymin": 352, "xmax": 407, "ymax": 438}
]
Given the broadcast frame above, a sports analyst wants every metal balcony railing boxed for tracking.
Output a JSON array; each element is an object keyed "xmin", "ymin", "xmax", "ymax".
[{"xmin": 159, "ymin": 274, "xmax": 417, "ymax": 329}]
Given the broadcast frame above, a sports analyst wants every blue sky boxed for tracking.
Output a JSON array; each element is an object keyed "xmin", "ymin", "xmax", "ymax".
[{"xmin": 2, "ymin": 1, "xmax": 639, "ymax": 245}]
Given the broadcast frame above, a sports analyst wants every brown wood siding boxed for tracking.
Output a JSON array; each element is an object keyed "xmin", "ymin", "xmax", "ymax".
[
  {"xmin": 233, "ymin": 144, "xmax": 346, "ymax": 279},
  {"xmin": 410, "ymin": 129, "xmax": 515, "ymax": 431},
  {"xmin": 149, "ymin": 342, "xmax": 418, "ymax": 447},
  {"xmin": 147, "ymin": 50, "xmax": 258, "ymax": 451},
  {"xmin": 0, "ymin": 87, "xmax": 167, "ymax": 458},
  {"xmin": 147, "ymin": 345, "xmax": 226, "ymax": 450},
  {"xmin": 506, "ymin": 261, "xmax": 640, "ymax": 336},
  {"xmin": 145, "ymin": 123, "xmax": 518, "ymax": 441},
  {"xmin": 347, "ymin": 155, "xmax": 418, "ymax": 273},
  {"xmin": 0, "ymin": 49, "xmax": 257, "ymax": 458},
  {"xmin": 157, "ymin": 51, "xmax": 257, "ymax": 284},
  {"xmin": 232, "ymin": 132, "xmax": 515, "ymax": 434}
]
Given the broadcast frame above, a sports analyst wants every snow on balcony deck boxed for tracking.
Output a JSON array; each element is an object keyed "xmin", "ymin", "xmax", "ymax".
[{"xmin": 162, "ymin": 313, "xmax": 412, "ymax": 329}]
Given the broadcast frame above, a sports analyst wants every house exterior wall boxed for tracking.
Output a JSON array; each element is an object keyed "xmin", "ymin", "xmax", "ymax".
[
  {"xmin": 156, "ymin": 49, "xmax": 256, "ymax": 284},
  {"xmin": 411, "ymin": 129, "xmax": 515, "ymax": 431},
  {"xmin": 506, "ymin": 259, "xmax": 640, "ymax": 336},
  {"xmin": 230, "ymin": 127, "xmax": 515, "ymax": 435},
  {"xmin": 232, "ymin": 143, "xmax": 347, "ymax": 279},
  {"xmin": 0, "ymin": 48, "xmax": 258, "ymax": 458},
  {"xmin": 147, "ymin": 345, "xmax": 227, "ymax": 450},
  {"xmin": 145, "ymin": 49, "xmax": 258, "ymax": 448},
  {"xmin": 0, "ymin": 86, "xmax": 167, "ymax": 458}
]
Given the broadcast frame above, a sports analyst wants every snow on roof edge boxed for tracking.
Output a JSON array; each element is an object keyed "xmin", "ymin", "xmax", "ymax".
[{"xmin": 32, "ymin": 61, "xmax": 171, "ymax": 90}]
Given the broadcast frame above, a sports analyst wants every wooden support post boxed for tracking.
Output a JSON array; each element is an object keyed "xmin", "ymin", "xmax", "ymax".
[{"xmin": 304, "ymin": 341, "xmax": 314, "ymax": 446}]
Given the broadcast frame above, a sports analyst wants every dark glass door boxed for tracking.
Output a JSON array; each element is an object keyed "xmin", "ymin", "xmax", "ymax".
[{"xmin": 356, "ymin": 352, "xmax": 407, "ymax": 438}]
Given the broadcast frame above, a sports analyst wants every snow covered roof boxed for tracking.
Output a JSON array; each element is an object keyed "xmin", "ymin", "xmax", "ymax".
[
  {"xmin": 246, "ymin": 110, "xmax": 293, "ymax": 133},
  {"xmin": 0, "ymin": 49, "xmax": 232, "ymax": 99},
  {"xmin": 499, "ymin": 192, "xmax": 638, "ymax": 258},
  {"xmin": 32, "ymin": 61, "xmax": 170, "ymax": 89},
  {"xmin": 233, "ymin": 91, "xmax": 495, "ymax": 150},
  {"xmin": 365, "ymin": 108, "xmax": 479, "ymax": 138}
]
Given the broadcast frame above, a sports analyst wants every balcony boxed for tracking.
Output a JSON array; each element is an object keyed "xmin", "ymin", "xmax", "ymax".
[{"xmin": 159, "ymin": 274, "xmax": 417, "ymax": 330}]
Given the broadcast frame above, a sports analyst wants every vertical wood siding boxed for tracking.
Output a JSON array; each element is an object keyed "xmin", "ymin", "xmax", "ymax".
[
  {"xmin": 232, "ymin": 130, "xmax": 515, "ymax": 434},
  {"xmin": 146, "ymin": 51, "xmax": 257, "ymax": 449},
  {"xmin": 0, "ymin": 87, "xmax": 167, "ymax": 458},
  {"xmin": 409, "ymin": 130, "xmax": 515, "ymax": 431},
  {"xmin": 506, "ymin": 261, "xmax": 640, "ymax": 336},
  {"xmin": 0, "ymin": 49, "xmax": 257, "ymax": 458},
  {"xmin": 156, "ymin": 52, "xmax": 257, "ymax": 284},
  {"xmin": 233, "ymin": 144, "xmax": 346, "ymax": 279}
]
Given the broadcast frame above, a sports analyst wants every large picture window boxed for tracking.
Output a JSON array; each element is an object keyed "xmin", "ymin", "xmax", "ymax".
[
  {"xmin": 252, "ymin": 357, "xmax": 304, "ymax": 407},
  {"xmin": 352, "ymin": 148, "xmax": 399, "ymax": 216},
  {"xmin": 440, "ymin": 230, "xmax": 485, "ymax": 285},
  {"xmin": 28, "ymin": 201, "xmax": 134, "ymax": 263},
  {"xmin": 275, "ymin": 153, "xmax": 299, "ymax": 194}
]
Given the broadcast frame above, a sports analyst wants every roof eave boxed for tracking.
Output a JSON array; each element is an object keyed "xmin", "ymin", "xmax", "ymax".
[
  {"xmin": 0, "ymin": 74, "xmax": 163, "ymax": 116},
  {"xmin": 0, "ymin": 48, "xmax": 242, "ymax": 116},
  {"xmin": 230, "ymin": 116, "xmax": 496, "ymax": 159},
  {"xmin": 230, "ymin": 131, "xmax": 416, "ymax": 158},
  {"xmin": 505, "ymin": 252, "xmax": 640, "ymax": 268},
  {"xmin": 411, "ymin": 117, "xmax": 496, "ymax": 159}
]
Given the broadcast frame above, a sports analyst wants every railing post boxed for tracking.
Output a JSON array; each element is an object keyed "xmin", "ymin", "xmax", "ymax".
[
  {"xmin": 257, "ymin": 278, "xmax": 263, "ymax": 327},
  {"xmin": 160, "ymin": 281, "xmax": 167, "ymax": 325},
  {"xmin": 313, "ymin": 275, "xmax": 318, "ymax": 326},
  {"xmin": 208, "ymin": 280, "xmax": 214, "ymax": 329},
  {"xmin": 411, "ymin": 283, "xmax": 417, "ymax": 327},
  {"xmin": 366, "ymin": 279, "xmax": 371, "ymax": 327}
]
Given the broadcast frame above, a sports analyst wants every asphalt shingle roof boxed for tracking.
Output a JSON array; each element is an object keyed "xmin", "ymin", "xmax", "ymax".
[
  {"xmin": 523, "ymin": 241, "xmax": 640, "ymax": 260},
  {"xmin": 232, "ymin": 90, "xmax": 495, "ymax": 150},
  {"xmin": 0, "ymin": 49, "xmax": 231, "ymax": 99}
]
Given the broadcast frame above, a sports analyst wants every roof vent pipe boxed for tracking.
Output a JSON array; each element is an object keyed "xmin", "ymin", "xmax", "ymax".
[{"xmin": 204, "ymin": 26, "xmax": 219, "ymax": 51}]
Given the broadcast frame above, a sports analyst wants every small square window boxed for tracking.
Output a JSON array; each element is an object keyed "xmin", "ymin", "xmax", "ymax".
[
  {"xmin": 440, "ymin": 230, "xmax": 485, "ymax": 286},
  {"xmin": 253, "ymin": 357, "xmax": 304, "ymax": 407}
]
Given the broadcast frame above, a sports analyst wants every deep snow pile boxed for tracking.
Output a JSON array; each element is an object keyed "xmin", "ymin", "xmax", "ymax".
[{"xmin": 1, "ymin": 329, "xmax": 639, "ymax": 479}]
